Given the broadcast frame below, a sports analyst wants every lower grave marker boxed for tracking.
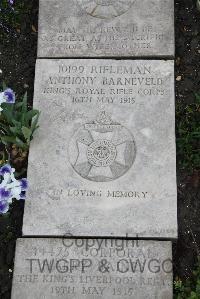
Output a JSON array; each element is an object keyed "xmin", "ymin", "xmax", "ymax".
[
  {"xmin": 23, "ymin": 58, "xmax": 177, "ymax": 238},
  {"xmin": 11, "ymin": 238, "xmax": 173, "ymax": 299}
]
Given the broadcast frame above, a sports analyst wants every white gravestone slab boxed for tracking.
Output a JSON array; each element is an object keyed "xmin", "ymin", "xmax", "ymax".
[
  {"xmin": 23, "ymin": 59, "xmax": 177, "ymax": 238},
  {"xmin": 38, "ymin": 0, "xmax": 174, "ymax": 57},
  {"xmin": 11, "ymin": 238, "xmax": 173, "ymax": 299}
]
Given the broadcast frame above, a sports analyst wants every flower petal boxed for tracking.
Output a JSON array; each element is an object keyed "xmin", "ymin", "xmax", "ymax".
[
  {"xmin": 0, "ymin": 200, "xmax": 9, "ymax": 214},
  {"xmin": 4, "ymin": 88, "xmax": 15, "ymax": 104},
  {"xmin": 0, "ymin": 173, "xmax": 12, "ymax": 187},
  {"xmin": 0, "ymin": 164, "xmax": 12, "ymax": 176},
  {"xmin": 0, "ymin": 92, "xmax": 5, "ymax": 104},
  {"xmin": 10, "ymin": 186, "xmax": 21, "ymax": 200},
  {"xmin": 19, "ymin": 191, "xmax": 26, "ymax": 200},
  {"xmin": 19, "ymin": 178, "xmax": 28, "ymax": 191},
  {"xmin": 0, "ymin": 187, "xmax": 11, "ymax": 201}
]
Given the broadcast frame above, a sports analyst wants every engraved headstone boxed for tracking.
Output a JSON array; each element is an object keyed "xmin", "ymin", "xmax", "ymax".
[
  {"xmin": 23, "ymin": 59, "xmax": 177, "ymax": 238},
  {"xmin": 38, "ymin": 0, "xmax": 174, "ymax": 57},
  {"xmin": 11, "ymin": 238, "xmax": 173, "ymax": 299}
]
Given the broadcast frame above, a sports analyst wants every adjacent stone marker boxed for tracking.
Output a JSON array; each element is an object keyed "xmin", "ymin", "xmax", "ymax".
[
  {"xmin": 38, "ymin": 0, "xmax": 174, "ymax": 57},
  {"xmin": 23, "ymin": 58, "xmax": 177, "ymax": 238},
  {"xmin": 11, "ymin": 238, "xmax": 173, "ymax": 299}
]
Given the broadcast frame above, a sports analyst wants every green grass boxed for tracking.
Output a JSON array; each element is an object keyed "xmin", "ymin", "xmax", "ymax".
[
  {"xmin": 0, "ymin": 0, "xmax": 33, "ymax": 36},
  {"xmin": 174, "ymin": 258, "xmax": 200, "ymax": 299},
  {"xmin": 176, "ymin": 93, "xmax": 200, "ymax": 171}
]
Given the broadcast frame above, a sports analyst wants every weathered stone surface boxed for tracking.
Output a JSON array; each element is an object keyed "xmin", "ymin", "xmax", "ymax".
[
  {"xmin": 11, "ymin": 238, "xmax": 173, "ymax": 299},
  {"xmin": 23, "ymin": 59, "xmax": 177, "ymax": 238},
  {"xmin": 38, "ymin": 0, "xmax": 174, "ymax": 57}
]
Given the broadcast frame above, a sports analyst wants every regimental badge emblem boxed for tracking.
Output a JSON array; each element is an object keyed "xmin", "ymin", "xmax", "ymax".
[
  {"xmin": 69, "ymin": 111, "xmax": 136, "ymax": 182},
  {"xmin": 77, "ymin": 0, "xmax": 135, "ymax": 19}
]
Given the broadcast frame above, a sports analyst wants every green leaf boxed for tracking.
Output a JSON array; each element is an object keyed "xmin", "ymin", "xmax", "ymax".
[
  {"xmin": 0, "ymin": 123, "xmax": 10, "ymax": 134},
  {"xmin": 22, "ymin": 126, "xmax": 32, "ymax": 141},
  {"xmin": 22, "ymin": 92, "xmax": 28, "ymax": 113},
  {"xmin": 0, "ymin": 90, "xmax": 40, "ymax": 149},
  {"xmin": 14, "ymin": 101, "xmax": 24, "ymax": 109},
  {"xmin": 1, "ymin": 135, "xmax": 27, "ymax": 149},
  {"xmin": 11, "ymin": 119, "xmax": 21, "ymax": 128},
  {"xmin": 31, "ymin": 112, "xmax": 40, "ymax": 133},
  {"xmin": 25, "ymin": 109, "xmax": 39, "ymax": 122},
  {"xmin": 15, "ymin": 137, "xmax": 27, "ymax": 149},
  {"xmin": 1, "ymin": 136, "xmax": 16, "ymax": 144},
  {"xmin": 2, "ymin": 82, "xmax": 7, "ymax": 90},
  {"xmin": 1, "ymin": 105, "xmax": 13, "ymax": 123},
  {"xmin": 9, "ymin": 126, "xmax": 19, "ymax": 135},
  {"xmin": 21, "ymin": 113, "xmax": 26, "ymax": 126}
]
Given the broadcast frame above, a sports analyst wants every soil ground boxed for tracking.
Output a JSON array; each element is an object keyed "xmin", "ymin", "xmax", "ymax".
[{"xmin": 0, "ymin": 0, "xmax": 200, "ymax": 298}]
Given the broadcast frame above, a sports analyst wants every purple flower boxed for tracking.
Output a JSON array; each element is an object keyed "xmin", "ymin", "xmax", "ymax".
[
  {"xmin": 0, "ymin": 164, "xmax": 12, "ymax": 176},
  {"xmin": 4, "ymin": 88, "xmax": 15, "ymax": 104},
  {"xmin": 19, "ymin": 178, "xmax": 28, "ymax": 191},
  {"xmin": 19, "ymin": 192, "xmax": 26, "ymax": 200},
  {"xmin": 0, "ymin": 187, "xmax": 11, "ymax": 201},
  {"xmin": 0, "ymin": 200, "xmax": 9, "ymax": 214},
  {"xmin": 0, "ymin": 163, "xmax": 28, "ymax": 213}
]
